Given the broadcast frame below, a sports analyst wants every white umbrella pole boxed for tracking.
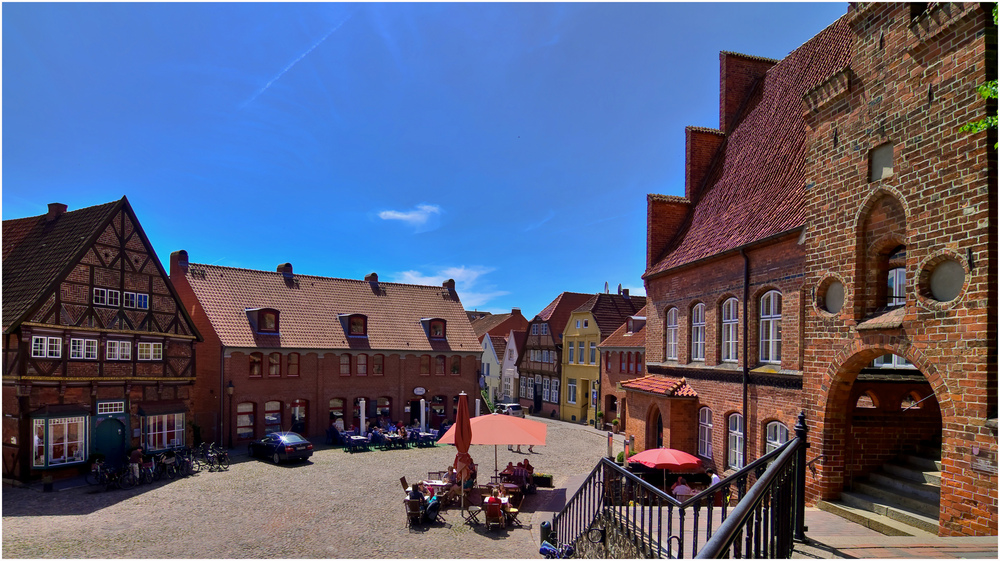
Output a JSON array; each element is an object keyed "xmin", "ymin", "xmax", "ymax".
[
  {"xmin": 475, "ymin": 399, "xmax": 481, "ymax": 417},
  {"xmin": 420, "ymin": 398, "xmax": 426, "ymax": 432},
  {"xmin": 359, "ymin": 399, "xmax": 366, "ymax": 437}
]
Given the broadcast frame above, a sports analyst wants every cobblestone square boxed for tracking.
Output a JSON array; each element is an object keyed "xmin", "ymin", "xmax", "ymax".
[{"xmin": 3, "ymin": 417, "xmax": 612, "ymax": 559}]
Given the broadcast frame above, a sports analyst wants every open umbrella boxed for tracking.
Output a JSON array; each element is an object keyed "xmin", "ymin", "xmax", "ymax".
[
  {"xmin": 438, "ymin": 413, "xmax": 547, "ymax": 476},
  {"xmin": 628, "ymin": 448, "xmax": 703, "ymax": 492},
  {"xmin": 452, "ymin": 392, "xmax": 474, "ymax": 512}
]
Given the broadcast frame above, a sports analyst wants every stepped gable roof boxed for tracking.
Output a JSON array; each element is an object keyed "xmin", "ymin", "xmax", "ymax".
[
  {"xmin": 574, "ymin": 293, "xmax": 648, "ymax": 340},
  {"xmin": 646, "ymin": 15, "xmax": 853, "ymax": 276},
  {"xmin": 182, "ymin": 263, "xmax": 481, "ymax": 351},
  {"xmin": 3, "ymin": 199, "xmax": 121, "ymax": 333},
  {"xmin": 621, "ymin": 375, "xmax": 697, "ymax": 398},
  {"xmin": 533, "ymin": 292, "xmax": 593, "ymax": 336},
  {"xmin": 490, "ymin": 335, "xmax": 508, "ymax": 359},
  {"xmin": 599, "ymin": 306, "xmax": 647, "ymax": 349}
]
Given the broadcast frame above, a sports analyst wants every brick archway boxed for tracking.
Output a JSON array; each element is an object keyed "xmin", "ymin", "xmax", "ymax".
[
  {"xmin": 809, "ymin": 334, "xmax": 951, "ymax": 509},
  {"xmin": 645, "ymin": 404, "xmax": 664, "ymax": 450}
]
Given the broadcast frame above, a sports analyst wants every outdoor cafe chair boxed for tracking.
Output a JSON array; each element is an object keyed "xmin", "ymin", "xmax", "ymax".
[
  {"xmin": 505, "ymin": 494, "xmax": 523, "ymax": 527},
  {"xmin": 404, "ymin": 499, "xmax": 423, "ymax": 526},
  {"xmin": 427, "ymin": 470, "xmax": 445, "ymax": 481},
  {"xmin": 400, "ymin": 476, "xmax": 409, "ymax": 492},
  {"xmin": 484, "ymin": 502, "xmax": 505, "ymax": 531}
]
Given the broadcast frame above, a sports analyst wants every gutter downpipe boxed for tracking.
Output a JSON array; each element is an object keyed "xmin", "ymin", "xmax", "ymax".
[{"xmin": 740, "ymin": 248, "xmax": 750, "ymax": 497}]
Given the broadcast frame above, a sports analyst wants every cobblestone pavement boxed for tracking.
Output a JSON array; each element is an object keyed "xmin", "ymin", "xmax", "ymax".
[{"xmin": 3, "ymin": 416, "xmax": 617, "ymax": 559}]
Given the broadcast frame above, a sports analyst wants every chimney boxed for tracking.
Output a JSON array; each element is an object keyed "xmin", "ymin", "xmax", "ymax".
[
  {"xmin": 277, "ymin": 263, "xmax": 293, "ymax": 279},
  {"xmin": 442, "ymin": 279, "xmax": 456, "ymax": 292},
  {"xmin": 170, "ymin": 250, "xmax": 189, "ymax": 274},
  {"xmin": 512, "ymin": 307, "xmax": 521, "ymax": 315},
  {"xmin": 647, "ymin": 194, "xmax": 691, "ymax": 271},
  {"xmin": 46, "ymin": 203, "xmax": 68, "ymax": 222},
  {"xmin": 622, "ymin": 289, "xmax": 630, "ymax": 298},
  {"xmin": 365, "ymin": 272, "xmax": 380, "ymax": 293}
]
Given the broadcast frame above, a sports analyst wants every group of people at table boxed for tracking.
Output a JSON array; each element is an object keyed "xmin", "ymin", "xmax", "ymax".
[
  {"xmin": 407, "ymin": 460, "xmax": 534, "ymax": 527},
  {"xmin": 327, "ymin": 416, "xmax": 439, "ymax": 450}
]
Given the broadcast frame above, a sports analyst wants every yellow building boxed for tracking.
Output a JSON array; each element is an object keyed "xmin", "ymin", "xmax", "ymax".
[{"xmin": 560, "ymin": 291, "xmax": 645, "ymax": 425}]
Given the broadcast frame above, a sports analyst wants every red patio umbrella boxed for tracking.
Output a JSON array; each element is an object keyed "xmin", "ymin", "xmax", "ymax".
[
  {"xmin": 452, "ymin": 392, "xmax": 474, "ymax": 511},
  {"xmin": 628, "ymin": 448, "xmax": 703, "ymax": 492},
  {"xmin": 438, "ymin": 413, "xmax": 547, "ymax": 476}
]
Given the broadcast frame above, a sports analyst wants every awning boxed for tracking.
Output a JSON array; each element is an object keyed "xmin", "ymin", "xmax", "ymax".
[
  {"xmin": 29, "ymin": 403, "xmax": 91, "ymax": 418},
  {"xmin": 137, "ymin": 399, "xmax": 188, "ymax": 416}
]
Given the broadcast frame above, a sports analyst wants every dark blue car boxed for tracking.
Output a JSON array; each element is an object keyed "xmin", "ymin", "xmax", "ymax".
[{"xmin": 248, "ymin": 431, "xmax": 314, "ymax": 464}]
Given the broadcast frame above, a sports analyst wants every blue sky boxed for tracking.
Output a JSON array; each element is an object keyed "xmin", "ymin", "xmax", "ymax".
[{"xmin": 3, "ymin": 2, "xmax": 847, "ymax": 318}]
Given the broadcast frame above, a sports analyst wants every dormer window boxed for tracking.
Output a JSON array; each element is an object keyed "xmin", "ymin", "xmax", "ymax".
[
  {"xmin": 247, "ymin": 308, "xmax": 280, "ymax": 334},
  {"xmin": 430, "ymin": 319, "xmax": 446, "ymax": 339},
  {"xmin": 348, "ymin": 315, "xmax": 367, "ymax": 336}
]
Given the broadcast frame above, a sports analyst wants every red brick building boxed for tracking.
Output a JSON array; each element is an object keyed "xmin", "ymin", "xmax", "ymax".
[
  {"xmin": 637, "ymin": 3, "xmax": 995, "ymax": 536},
  {"xmin": 3, "ymin": 199, "xmax": 201, "ymax": 482},
  {"xmin": 597, "ymin": 306, "xmax": 647, "ymax": 433},
  {"xmin": 169, "ymin": 252, "xmax": 481, "ymax": 446}
]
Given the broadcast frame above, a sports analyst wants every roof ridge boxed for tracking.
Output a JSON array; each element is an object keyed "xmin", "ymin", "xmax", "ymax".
[{"xmin": 188, "ymin": 262, "xmax": 455, "ymax": 290}]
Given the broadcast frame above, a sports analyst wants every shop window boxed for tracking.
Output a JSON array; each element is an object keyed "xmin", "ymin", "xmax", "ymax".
[
  {"xmin": 264, "ymin": 401, "xmax": 282, "ymax": 434},
  {"xmin": 144, "ymin": 413, "xmax": 185, "ymax": 451},
  {"xmin": 237, "ymin": 402, "xmax": 256, "ymax": 440},
  {"xmin": 329, "ymin": 399, "xmax": 345, "ymax": 429},
  {"xmin": 291, "ymin": 400, "xmax": 307, "ymax": 433},
  {"xmin": 32, "ymin": 416, "xmax": 87, "ymax": 468},
  {"xmin": 377, "ymin": 397, "xmax": 391, "ymax": 418}
]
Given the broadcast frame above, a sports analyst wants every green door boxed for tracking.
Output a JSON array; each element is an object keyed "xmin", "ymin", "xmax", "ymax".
[{"xmin": 94, "ymin": 418, "xmax": 127, "ymax": 467}]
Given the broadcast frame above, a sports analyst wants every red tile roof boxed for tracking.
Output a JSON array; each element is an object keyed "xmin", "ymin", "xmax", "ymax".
[
  {"xmin": 490, "ymin": 335, "xmax": 508, "ymax": 359},
  {"xmin": 599, "ymin": 306, "xmax": 647, "ymax": 349},
  {"xmin": 573, "ymin": 294, "xmax": 647, "ymax": 340},
  {"xmin": 3, "ymin": 200, "xmax": 121, "ymax": 332},
  {"xmin": 533, "ymin": 292, "xmax": 594, "ymax": 337},
  {"xmin": 645, "ymin": 16, "xmax": 853, "ymax": 276},
  {"xmin": 857, "ymin": 306, "xmax": 905, "ymax": 330},
  {"xmin": 471, "ymin": 310, "xmax": 529, "ymax": 339},
  {"xmin": 183, "ymin": 263, "xmax": 481, "ymax": 351},
  {"xmin": 621, "ymin": 375, "xmax": 697, "ymax": 398}
]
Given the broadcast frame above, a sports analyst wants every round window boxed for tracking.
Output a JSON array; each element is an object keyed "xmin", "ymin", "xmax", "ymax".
[
  {"xmin": 928, "ymin": 259, "xmax": 964, "ymax": 302},
  {"xmin": 817, "ymin": 278, "xmax": 845, "ymax": 315}
]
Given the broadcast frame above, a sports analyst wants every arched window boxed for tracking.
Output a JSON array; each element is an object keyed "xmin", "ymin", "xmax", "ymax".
[
  {"xmin": 901, "ymin": 391, "xmax": 924, "ymax": 411},
  {"xmin": 329, "ymin": 398, "xmax": 345, "ymax": 424},
  {"xmin": 727, "ymin": 413, "xmax": 744, "ymax": 469},
  {"xmin": 249, "ymin": 352, "xmax": 263, "ymax": 377},
  {"xmin": 377, "ymin": 397, "xmax": 391, "ymax": 418},
  {"xmin": 372, "ymin": 354, "xmax": 384, "ymax": 376},
  {"xmin": 435, "ymin": 355, "xmax": 446, "ymax": 375},
  {"xmin": 665, "ymin": 308, "xmax": 679, "ymax": 360},
  {"xmin": 264, "ymin": 401, "xmax": 282, "ymax": 434},
  {"xmin": 627, "ymin": 352, "xmax": 633, "ymax": 373},
  {"xmin": 287, "ymin": 353, "xmax": 300, "ymax": 377},
  {"xmin": 698, "ymin": 407, "xmax": 713, "ymax": 458},
  {"xmin": 236, "ymin": 402, "xmax": 255, "ymax": 440},
  {"xmin": 451, "ymin": 356, "xmax": 461, "ymax": 375},
  {"xmin": 759, "ymin": 291, "xmax": 782, "ymax": 364},
  {"xmin": 357, "ymin": 354, "xmax": 367, "ymax": 376},
  {"xmin": 605, "ymin": 351, "xmax": 611, "ymax": 373},
  {"xmin": 268, "ymin": 352, "xmax": 281, "ymax": 377},
  {"xmin": 420, "ymin": 355, "xmax": 430, "ymax": 376},
  {"xmin": 291, "ymin": 400, "xmax": 308, "ymax": 433},
  {"xmin": 691, "ymin": 303, "xmax": 706, "ymax": 361},
  {"xmin": 721, "ymin": 298, "xmax": 738, "ymax": 362},
  {"xmin": 855, "ymin": 391, "xmax": 878, "ymax": 409},
  {"xmin": 765, "ymin": 421, "xmax": 789, "ymax": 453},
  {"xmin": 340, "ymin": 354, "xmax": 351, "ymax": 376},
  {"xmin": 888, "ymin": 264, "xmax": 906, "ymax": 307}
]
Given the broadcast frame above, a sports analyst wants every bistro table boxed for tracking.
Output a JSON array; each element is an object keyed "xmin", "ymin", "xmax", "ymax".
[
  {"xmin": 417, "ymin": 432, "xmax": 436, "ymax": 447},
  {"xmin": 382, "ymin": 433, "xmax": 406, "ymax": 450},
  {"xmin": 346, "ymin": 435, "xmax": 369, "ymax": 453}
]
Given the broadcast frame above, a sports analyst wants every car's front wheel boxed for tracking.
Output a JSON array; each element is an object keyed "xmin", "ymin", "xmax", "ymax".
[{"xmin": 272, "ymin": 452, "xmax": 281, "ymax": 465}]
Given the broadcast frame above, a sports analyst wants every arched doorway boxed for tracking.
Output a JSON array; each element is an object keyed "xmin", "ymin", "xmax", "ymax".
[
  {"xmin": 817, "ymin": 346, "xmax": 945, "ymax": 525},
  {"xmin": 93, "ymin": 418, "xmax": 127, "ymax": 467},
  {"xmin": 647, "ymin": 406, "xmax": 664, "ymax": 450}
]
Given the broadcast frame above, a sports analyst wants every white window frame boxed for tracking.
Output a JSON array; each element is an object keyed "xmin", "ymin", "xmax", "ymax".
[
  {"xmin": 138, "ymin": 342, "xmax": 162, "ymax": 361},
  {"xmin": 721, "ymin": 298, "xmax": 739, "ymax": 362},
  {"xmin": 97, "ymin": 401, "xmax": 125, "ymax": 414},
  {"xmin": 759, "ymin": 291, "xmax": 782, "ymax": 364},
  {"xmin": 888, "ymin": 267, "xmax": 906, "ymax": 307},
  {"xmin": 542, "ymin": 378, "xmax": 550, "ymax": 402},
  {"xmin": 691, "ymin": 303, "xmax": 706, "ymax": 361},
  {"xmin": 765, "ymin": 421, "xmax": 790, "ymax": 454},
  {"xmin": 107, "ymin": 340, "xmax": 131, "ymax": 361},
  {"xmin": 123, "ymin": 292, "xmax": 137, "ymax": 308},
  {"xmin": 665, "ymin": 308, "xmax": 678, "ymax": 360},
  {"xmin": 85, "ymin": 339, "xmax": 98, "ymax": 360},
  {"xmin": 37, "ymin": 416, "xmax": 88, "ymax": 467},
  {"xmin": 106, "ymin": 289, "xmax": 120, "ymax": 307},
  {"xmin": 567, "ymin": 343, "xmax": 574, "ymax": 364},
  {"xmin": 872, "ymin": 353, "xmax": 915, "ymax": 369},
  {"xmin": 575, "ymin": 320, "xmax": 580, "ymax": 329},
  {"xmin": 567, "ymin": 378, "xmax": 577, "ymax": 404},
  {"xmin": 728, "ymin": 414, "xmax": 745, "ymax": 469},
  {"xmin": 93, "ymin": 288, "xmax": 107, "ymax": 306},
  {"xmin": 143, "ymin": 412, "xmax": 185, "ymax": 451},
  {"xmin": 698, "ymin": 407, "xmax": 713, "ymax": 458},
  {"xmin": 70, "ymin": 339, "xmax": 85, "ymax": 359},
  {"xmin": 589, "ymin": 342, "xmax": 596, "ymax": 364},
  {"xmin": 47, "ymin": 337, "xmax": 61, "ymax": 358},
  {"xmin": 540, "ymin": 323, "xmax": 549, "ymax": 335},
  {"xmin": 531, "ymin": 324, "xmax": 539, "ymax": 335},
  {"xmin": 577, "ymin": 343, "xmax": 585, "ymax": 364},
  {"xmin": 136, "ymin": 293, "xmax": 149, "ymax": 309},
  {"xmin": 31, "ymin": 336, "xmax": 49, "ymax": 358},
  {"xmin": 550, "ymin": 379, "xmax": 560, "ymax": 403},
  {"xmin": 503, "ymin": 377, "xmax": 512, "ymax": 400}
]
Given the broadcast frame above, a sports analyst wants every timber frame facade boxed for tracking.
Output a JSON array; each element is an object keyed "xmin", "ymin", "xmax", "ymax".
[{"xmin": 2, "ymin": 198, "xmax": 201, "ymax": 482}]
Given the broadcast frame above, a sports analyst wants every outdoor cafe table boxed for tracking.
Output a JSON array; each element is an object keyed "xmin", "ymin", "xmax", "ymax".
[
  {"xmin": 422, "ymin": 479, "xmax": 449, "ymax": 497},
  {"xmin": 347, "ymin": 435, "xmax": 369, "ymax": 453},
  {"xmin": 382, "ymin": 433, "xmax": 406, "ymax": 450}
]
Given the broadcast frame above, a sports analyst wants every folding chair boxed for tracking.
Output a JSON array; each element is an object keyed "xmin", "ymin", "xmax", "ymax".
[
  {"xmin": 464, "ymin": 505, "xmax": 483, "ymax": 525},
  {"xmin": 506, "ymin": 494, "xmax": 523, "ymax": 527},
  {"xmin": 400, "ymin": 476, "xmax": 409, "ymax": 492}
]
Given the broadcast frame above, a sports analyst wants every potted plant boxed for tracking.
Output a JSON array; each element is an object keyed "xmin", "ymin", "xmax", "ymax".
[
  {"xmin": 612, "ymin": 418, "xmax": 620, "ymax": 434},
  {"xmin": 596, "ymin": 411, "xmax": 604, "ymax": 428},
  {"xmin": 533, "ymin": 472, "xmax": 554, "ymax": 487}
]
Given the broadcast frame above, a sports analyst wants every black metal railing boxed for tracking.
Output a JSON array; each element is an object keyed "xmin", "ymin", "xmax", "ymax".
[{"xmin": 551, "ymin": 412, "xmax": 810, "ymax": 559}]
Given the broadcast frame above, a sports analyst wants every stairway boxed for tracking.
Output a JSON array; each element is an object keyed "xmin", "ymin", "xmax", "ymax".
[{"xmin": 817, "ymin": 443, "xmax": 941, "ymax": 536}]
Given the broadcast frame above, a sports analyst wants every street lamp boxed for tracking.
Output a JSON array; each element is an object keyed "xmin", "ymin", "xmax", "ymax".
[{"xmin": 226, "ymin": 381, "xmax": 235, "ymax": 449}]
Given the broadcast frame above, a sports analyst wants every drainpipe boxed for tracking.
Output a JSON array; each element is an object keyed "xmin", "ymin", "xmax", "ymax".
[{"xmin": 740, "ymin": 248, "xmax": 750, "ymax": 495}]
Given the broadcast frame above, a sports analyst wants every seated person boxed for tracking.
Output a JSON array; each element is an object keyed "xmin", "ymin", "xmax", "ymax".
[
  {"xmin": 409, "ymin": 483, "xmax": 428, "ymax": 505},
  {"xmin": 521, "ymin": 459, "xmax": 534, "ymax": 474},
  {"xmin": 671, "ymin": 477, "xmax": 693, "ymax": 497},
  {"xmin": 484, "ymin": 489, "xmax": 502, "ymax": 505},
  {"xmin": 501, "ymin": 461, "xmax": 515, "ymax": 475},
  {"xmin": 333, "ymin": 417, "xmax": 345, "ymax": 432},
  {"xmin": 512, "ymin": 463, "xmax": 531, "ymax": 488},
  {"xmin": 326, "ymin": 425, "xmax": 345, "ymax": 445},
  {"xmin": 369, "ymin": 427, "xmax": 385, "ymax": 444}
]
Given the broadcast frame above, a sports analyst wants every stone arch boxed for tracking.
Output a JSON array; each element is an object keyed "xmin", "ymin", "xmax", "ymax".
[
  {"xmin": 815, "ymin": 335, "xmax": 951, "ymax": 502},
  {"xmin": 854, "ymin": 190, "xmax": 909, "ymax": 319},
  {"xmin": 646, "ymin": 403, "xmax": 664, "ymax": 450}
]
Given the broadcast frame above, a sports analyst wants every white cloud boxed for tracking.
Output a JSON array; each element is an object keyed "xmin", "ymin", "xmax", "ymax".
[
  {"xmin": 377, "ymin": 204, "xmax": 442, "ymax": 231},
  {"xmin": 390, "ymin": 266, "xmax": 508, "ymax": 308}
]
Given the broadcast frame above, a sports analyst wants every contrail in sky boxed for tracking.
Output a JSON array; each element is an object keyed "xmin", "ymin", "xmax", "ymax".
[{"xmin": 241, "ymin": 12, "xmax": 355, "ymax": 109}]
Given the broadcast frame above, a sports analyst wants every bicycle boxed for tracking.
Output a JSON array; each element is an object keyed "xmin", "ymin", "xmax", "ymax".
[
  {"xmin": 208, "ymin": 442, "xmax": 230, "ymax": 471},
  {"xmin": 156, "ymin": 450, "xmax": 179, "ymax": 480},
  {"xmin": 105, "ymin": 464, "xmax": 136, "ymax": 491},
  {"xmin": 86, "ymin": 458, "xmax": 111, "ymax": 486},
  {"xmin": 540, "ymin": 531, "xmax": 575, "ymax": 559}
]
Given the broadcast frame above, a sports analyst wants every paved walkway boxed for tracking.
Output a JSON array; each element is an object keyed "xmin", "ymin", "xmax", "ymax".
[{"xmin": 4, "ymin": 417, "xmax": 996, "ymax": 559}]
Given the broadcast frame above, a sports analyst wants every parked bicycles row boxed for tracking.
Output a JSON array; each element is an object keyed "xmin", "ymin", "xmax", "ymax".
[{"xmin": 86, "ymin": 442, "xmax": 230, "ymax": 491}]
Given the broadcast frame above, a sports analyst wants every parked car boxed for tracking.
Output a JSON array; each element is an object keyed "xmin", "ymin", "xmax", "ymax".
[
  {"xmin": 496, "ymin": 403, "xmax": 524, "ymax": 418},
  {"xmin": 248, "ymin": 432, "xmax": 314, "ymax": 464}
]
